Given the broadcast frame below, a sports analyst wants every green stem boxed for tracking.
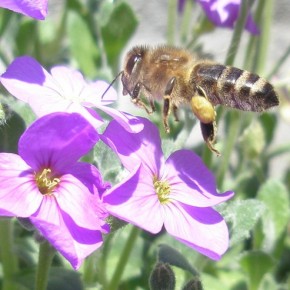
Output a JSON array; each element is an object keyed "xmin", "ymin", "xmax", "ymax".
[
  {"xmin": 267, "ymin": 45, "xmax": 290, "ymax": 79},
  {"xmin": 0, "ymin": 219, "xmax": 18, "ymax": 290},
  {"xmin": 106, "ymin": 226, "xmax": 140, "ymax": 290},
  {"xmin": 218, "ymin": 0, "xmax": 251, "ymax": 186},
  {"xmin": 266, "ymin": 143, "xmax": 290, "ymax": 159},
  {"xmin": 217, "ymin": 111, "xmax": 240, "ymax": 188},
  {"xmin": 167, "ymin": 0, "xmax": 177, "ymax": 45},
  {"xmin": 255, "ymin": 0, "xmax": 274, "ymax": 76},
  {"xmin": 180, "ymin": 0, "xmax": 193, "ymax": 43},
  {"xmin": 225, "ymin": 0, "xmax": 250, "ymax": 66},
  {"xmin": 34, "ymin": 241, "xmax": 55, "ymax": 290},
  {"xmin": 246, "ymin": 0, "xmax": 264, "ymax": 72},
  {"xmin": 82, "ymin": 252, "xmax": 97, "ymax": 286}
]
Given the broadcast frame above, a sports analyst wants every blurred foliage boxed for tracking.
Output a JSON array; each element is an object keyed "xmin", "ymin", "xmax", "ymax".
[{"xmin": 0, "ymin": 0, "xmax": 290, "ymax": 290}]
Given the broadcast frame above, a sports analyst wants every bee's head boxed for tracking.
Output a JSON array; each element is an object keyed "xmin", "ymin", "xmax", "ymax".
[{"xmin": 121, "ymin": 45, "xmax": 147, "ymax": 96}]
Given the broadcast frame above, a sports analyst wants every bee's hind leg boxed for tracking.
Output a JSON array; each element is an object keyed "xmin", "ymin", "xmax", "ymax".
[
  {"xmin": 162, "ymin": 77, "xmax": 176, "ymax": 133},
  {"xmin": 200, "ymin": 121, "xmax": 221, "ymax": 156}
]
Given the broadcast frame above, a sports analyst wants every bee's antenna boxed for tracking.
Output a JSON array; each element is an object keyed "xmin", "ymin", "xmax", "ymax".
[{"xmin": 101, "ymin": 71, "xmax": 123, "ymax": 99}]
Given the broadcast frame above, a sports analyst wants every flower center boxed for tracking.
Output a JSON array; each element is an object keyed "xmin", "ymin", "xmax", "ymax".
[
  {"xmin": 35, "ymin": 168, "xmax": 60, "ymax": 195},
  {"xmin": 153, "ymin": 176, "xmax": 171, "ymax": 204}
]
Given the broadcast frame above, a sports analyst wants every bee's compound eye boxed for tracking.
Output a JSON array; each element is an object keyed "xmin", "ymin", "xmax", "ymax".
[
  {"xmin": 191, "ymin": 95, "xmax": 216, "ymax": 124},
  {"xmin": 126, "ymin": 54, "xmax": 142, "ymax": 75}
]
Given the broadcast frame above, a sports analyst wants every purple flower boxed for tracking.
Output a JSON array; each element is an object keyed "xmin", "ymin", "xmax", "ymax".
[
  {"xmin": 101, "ymin": 117, "xmax": 234, "ymax": 260},
  {"xmin": 179, "ymin": 0, "xmax": 259, "ymax": 34},
  {"xmin": 0, "ymin": 112, "xmax": 110, "ymax": 269},
  {"xmin": 0, "ymin": 0, "xmax": 48, "ymax": 20},
  {"xmin": 0, "ymin": 56, "xmax": 143, "ymax": 133}
]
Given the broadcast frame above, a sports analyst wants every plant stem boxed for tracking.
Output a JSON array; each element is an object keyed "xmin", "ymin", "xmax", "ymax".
[
  {"xmin": 217, "ymin": 111, "xmax": 240, "ymax": 188},
  {"xmin": 167, "ymin": 0, "xmax": 177, "ymax": 45},
  {"xmin": 217, "ymin": 0, "xmax": 251, "ymax": 186},
  {"xmin": 267, "ymin": 45, "xmax": 290, "ymax": 79},
  {"xmin": 180, "ymin": 0, "xmax": 193, "ymax": 43},
  {"xmin": 0, "ymin": 218, "xmax": 18, "ymax": 290},
  {"xmin": 34, "ymin": 241, "xmax": 55, "ymax": 290},
  {"xmin": 255, "ymin": 0, "xmax": 274, "ymax": 76},
  {"xmin": 106, "ymin": 226, "xmax": 140, "ymax": 290},
  {"xmin": 225, "ymin": 0, "xmax": 250, "ymax": 66}
]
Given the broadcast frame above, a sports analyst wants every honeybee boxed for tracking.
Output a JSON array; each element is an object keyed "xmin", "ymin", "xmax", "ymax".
[{"xmin": 119, "ymin": 45, "xmax": 279, "ymax": 155}]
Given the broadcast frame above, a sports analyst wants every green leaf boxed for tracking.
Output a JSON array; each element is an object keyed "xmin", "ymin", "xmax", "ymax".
[
  {"xmin": 93, "ymin": 140, "xmax": 123, "ymax": 184},
  {"xmin": 16, "ymin": 20, "xmax": 37, "ymax": 55},
  {"xmin": 15, "ymin": 267, "xmax": 83, "ymax": 290},
  {"xmin": 0, "ymin": 110, "xmax": 26, "ymax": 153},
  {"xmin": 67, "ymin": 10, "xmax": 100, "ymax": 77},
  {"xmin": 157, "ymin": 244, "xmax": 199, "ymax": 276},
  {"xmin": 257, "ymin": 179, "xmax": 290, "ymax": 249},
  {"xmin": 240, "ymin": 251, "xmax": 275, "ymax": 290},
  {"xmin": 220, "ymin": 199, "xmax": 265, "ymax": 246},
  {"xmin": 258, "ymin": 274, "xmax": 281, "ymax": 290},
  {"xmin": 101, "ymin": 2, "xmax": 138, "ymax": 69},
  {"xmin": 239, "ymin": 120, "xmax": 265, "ymax": 158},
  {"xmin": 47, "ymin": 268, "xmax": 83, "ymax": 290},
  {"xmin": 259, "ymin": 113, "xmax": 277, "ymax": 146}
]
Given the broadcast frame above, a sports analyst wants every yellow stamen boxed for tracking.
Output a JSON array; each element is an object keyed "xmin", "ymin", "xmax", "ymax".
[
  {"xmin": 35, "ymin": 168, "xmax": 60, "ymax": 195},
  {"xmin": 153, "ymin": 176, "xmax": 171, "ymax": 204}
]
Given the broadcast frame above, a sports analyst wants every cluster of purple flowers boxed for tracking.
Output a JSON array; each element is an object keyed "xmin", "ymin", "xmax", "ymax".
[{"xmin": 0, "ymin": 0, "xmax": 236, "ymax": 269}]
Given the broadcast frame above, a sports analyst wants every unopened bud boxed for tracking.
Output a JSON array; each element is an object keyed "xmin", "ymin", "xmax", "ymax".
[
  {"xmin": 149, "ymin": 262, "xmax": 175, "ymax": 290},
  {"xmin": 182, "ymin": 277, "xmax": 203, "ymax": 290}
]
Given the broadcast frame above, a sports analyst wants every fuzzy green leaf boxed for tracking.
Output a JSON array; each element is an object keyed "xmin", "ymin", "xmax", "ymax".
[
  {"xmin": 257, "ymin": 179, "xmax": 290, "ymax": 249},
  {"xmin": 220, "ymin": 199, "xmax": 265, "ymax": 246}
]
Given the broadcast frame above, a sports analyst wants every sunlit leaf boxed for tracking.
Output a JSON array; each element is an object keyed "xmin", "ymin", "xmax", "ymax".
[
  {"xmin": 220, "ymin": 199, "xmax": 265, "ymax": 246},
  {"xmin": 101, "ymin": 2, "xmax": 138, "ymax": 69},
  {"xmin": 257, "ymin": 179, "xmax": 290, "ymax": 250},
  {"xmin": 67, "ymin": 11, "xmax": 100, "ymax": 77},
  {"xmin": 240, "ymin": 251, "xmax": 274, "ymax": 290}
]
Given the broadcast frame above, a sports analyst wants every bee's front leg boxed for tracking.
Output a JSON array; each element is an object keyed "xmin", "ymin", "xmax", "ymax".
[
  {"xmin": 131, "ymin": 82, "xmax": 152, "ymax": 114},
  {"xmin": 162, "ymin": 77, "xmax": 176, "ymax": 133}
]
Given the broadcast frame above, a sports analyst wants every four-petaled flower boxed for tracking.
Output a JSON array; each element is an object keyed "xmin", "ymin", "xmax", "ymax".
[
  {"xmin": 0, "ymin": 56, "xmax": 143, "ymax": 133},
  {"xmin": 179, "ymin": 0, "xmax": 259, "ymax": 35},
  {"xmin": 101, "ymin": 117, "xmax": 234, "ymax": 260},
  {"xmin": 0, "ymin": 112, "xmax": 110, "ymax": 269},
  {"xmin": 0, "ymin": 0, "xmax": 48, "ymax": 20}
]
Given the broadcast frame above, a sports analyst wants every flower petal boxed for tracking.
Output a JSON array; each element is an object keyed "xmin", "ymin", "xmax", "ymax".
[
  {"xmin": 30, "ymin": 197, "xmax": 103, "ymax": 269},
  {"xmin": 1, "ymin": 57, "xmax": 104, "ymax": 128},
  {"xmin": 164, "ymin": 202, "xmax": 230, "ymax": 259},
  {"xmin": 103, "ymin": 165, "xmax": 164, "ymax": 234},
  {"xmin": 163, "ymin": 150, "xmax": 234, "ymax": 207},
  {"xmin": 81, "ymin": 80, "xmax": 117, "ymax": 106},
  {"xmin": 0, "ymin": 0, "xmax": 48, "ymax": 20},
  {"xmin": 101, "ymin": 117, "xmax": 163, "ymax": 174},
  {"xmin": 18, "ymin": 113, "xmax": 99, "ymax": 172},
  {"xmin": 0, "ymin": 153, "xmax": 42, "ymax": 216},
  {"xmin": 0, "ymin": 56, "xmax": 55, "ymax": 103},
  {"xmin": 55, "ymin": 163, "xmax": 109, "ymax": 230},
  {"xmin": 197, "ymin": 0, "xmax": 260, "ymax": 34},
  {"xmin": 96, "ymin": 105, "xmax": 144, "ymax": 133}
]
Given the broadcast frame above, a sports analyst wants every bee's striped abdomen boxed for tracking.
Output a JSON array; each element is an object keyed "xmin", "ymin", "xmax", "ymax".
[{"xmin": 191, "ymin": 63, "xmax": 279, "ymax": 112}]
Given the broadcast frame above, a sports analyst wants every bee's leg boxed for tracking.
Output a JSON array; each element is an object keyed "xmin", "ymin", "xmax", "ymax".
[
  {"xmin": 191, "ymin": 94, "xmax": 216, "ymax": 124},
  {"xmin": 173, "ymin": 105, "xmax": 179, "ymax": 122},
  {"xmin": 149, "ymin": 99, "xmax": 156, "ymax": 114},
  {"xmin": 131, "ymin": 82, "xmax": 152, "ymax": 114},
  {"xmin": 200, "ymin": 121, "xmax": 221, "ymax": 156},
  {"xmin": 162, "ymin": 77, "xmax": 176, "ymax": 133}
]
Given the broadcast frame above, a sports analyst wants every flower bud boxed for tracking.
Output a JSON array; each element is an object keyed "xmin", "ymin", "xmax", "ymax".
[
  {"xmin": 149, "ymin": 262, "xmax": 175, "ymax": 290},
  {"xmin": 182, "ymin": 277, "xmax": 203, "ymax": 290}
]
